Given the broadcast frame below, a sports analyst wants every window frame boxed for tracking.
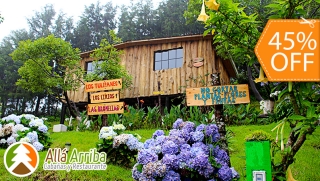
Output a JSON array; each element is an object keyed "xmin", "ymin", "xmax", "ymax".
[{"xmin": 154, "ymin": 47, "xmax": 183, "ymax": 71}]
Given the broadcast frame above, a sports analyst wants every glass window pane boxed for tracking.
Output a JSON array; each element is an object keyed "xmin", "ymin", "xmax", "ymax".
[
  {"xmin": 162, "ymin": 52, "xmax": 168, "ymax": 60},
  {"xmin": 155, "ymin": 62, "xmax": 161, "ymax": 70},
  {"xmin": 87, "ymin": 62, "xmax": 92, "ymax": 72},
  {"xmin": 155, "ymin": 52, "xmax": 161, "ymax": 61},
  {"xmin": 169, "ymin": 59, "xmax": 176, "ymax": 68},
  {"xmin": 162, "ymin": 60, "xmax": 168, "ymax": 69},
  {"xmin": 176, "ymin": 58, "xmax": 183, "ymax": 68},
  {"xmin": 169, "ymin": 49, "xmax": 176, "ymax": 59},
  {"xmin": 177, "ymin": 48, "xmax": 183, "ymax": 58}
]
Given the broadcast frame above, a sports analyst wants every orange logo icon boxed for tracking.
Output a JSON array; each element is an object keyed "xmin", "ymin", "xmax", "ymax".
[
  {"xmin": 4, "ymin": 142, "xmax": 39, "ymax": 177},
  {"xmin": 255, "ymin": 19, "xmax": 320, "ymax": 81}
]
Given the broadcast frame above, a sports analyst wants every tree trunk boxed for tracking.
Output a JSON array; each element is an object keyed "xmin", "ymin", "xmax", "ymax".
[
  {"xmin": 63, "ymin": 91, "xmax": 78, "ymax": 118},
  {"xmin": 34, "ymin": 96, "xmax": 41, "ymax": 116}
]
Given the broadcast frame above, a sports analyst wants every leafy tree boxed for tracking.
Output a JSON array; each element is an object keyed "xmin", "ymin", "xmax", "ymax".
[
  {"xmin": 72, "ymin": 1, "xmax": 117, "ymax": 52},
  {"xmin": 27, "ymin": 4, "xmax": 75, "ymax": 41},
  {"xmin": 186, "ymin": 0, "xmax": 320, "ymax": 179},
  {"xmin": 85, "ymin": 30, "xmax": 132, "ymax": 88},
  {"xmin": 0, "ymin": 29, "xmax": 35, "ymax": 116},
  {"xmin": 10, "ymin": 35, "xmax": 83, "ymax": 118}
]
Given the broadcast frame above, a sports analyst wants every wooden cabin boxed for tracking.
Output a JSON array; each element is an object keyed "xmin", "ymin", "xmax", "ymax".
[{"xmin": 67, "ymin": 34, "xmax": 237, "ymax": 110}]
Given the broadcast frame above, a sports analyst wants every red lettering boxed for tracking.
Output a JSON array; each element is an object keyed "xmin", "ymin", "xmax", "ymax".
[{"xmin": 86, "ymin": 84, "xmax": 94, "ymax": 90}]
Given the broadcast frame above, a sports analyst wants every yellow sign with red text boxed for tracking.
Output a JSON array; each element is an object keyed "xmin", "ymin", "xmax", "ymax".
[
  {"xmin": 87, "ymin": 102, "xmax": 124, "ymax": 115},
  {"xmin": 85, "ymin": 79, "xmax": 122, "ymax": 92},
  {"xmin": 255, "ymin": 19, "xmax": 320, "ymax": 81}
]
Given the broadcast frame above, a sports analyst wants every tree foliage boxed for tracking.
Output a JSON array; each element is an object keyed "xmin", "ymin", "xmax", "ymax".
[
  {"xmin": 186, "ymin": 0, "xmax": 320, "ymax": 179},
  {"xmin": 10, "ymin": 35, "xmax": 83, "ymax": 95},
  {"xmin": 85, "ymin": 31, "xmax": 132, "ymax": 89}
]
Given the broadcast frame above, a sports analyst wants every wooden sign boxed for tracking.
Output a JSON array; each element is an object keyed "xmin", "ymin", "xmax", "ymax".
[
  {"xmin": 186, "ymin": 84, "xmax": 250, "ymax": 106},
  {"xmin": 193, "ymin": 62, "xmax": 204, "ymax": 68},
  {"xmin": 90, "ymin": 91, "xmax": 119, "ymax": 103},
  {"xmin": 87, "ymin": 102, "xmax": 124, "ymax": 115},
  {"xmin": 153, "ymin": 91, "xmax": 164, "ymax": 95},
  {"xmin": 85, "ymin": 79, "xmax": 122, "ymax": 92}
]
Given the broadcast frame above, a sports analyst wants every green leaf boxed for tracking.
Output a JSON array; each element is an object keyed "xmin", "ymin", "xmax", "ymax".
[{"xmin": 288, "ymin": 115, "xmax": 306, "ymax": 120}]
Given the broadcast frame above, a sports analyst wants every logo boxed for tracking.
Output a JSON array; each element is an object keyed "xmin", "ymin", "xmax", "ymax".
[
  {"xmin": 4, "ymin": 142, "xmax": 39, "ymax": 177},
  {"xmin": 43, "ymin": 148, "xmax": 107, "ymax": 172}
]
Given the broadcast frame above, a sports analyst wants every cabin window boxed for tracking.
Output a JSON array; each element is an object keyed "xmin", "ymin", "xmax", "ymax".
[
  {"xmin": 86, "ymin": 60, "xmax": 103, "ymax": 73},
  {"xmin": 154, "ymin": 48, "xmax": 183, "ymax": 70}
]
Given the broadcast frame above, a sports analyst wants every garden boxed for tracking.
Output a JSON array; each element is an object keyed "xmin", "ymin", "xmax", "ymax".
[{"xmin": 0, "ymin": 98, "xmax": 319, "ymax": 180}]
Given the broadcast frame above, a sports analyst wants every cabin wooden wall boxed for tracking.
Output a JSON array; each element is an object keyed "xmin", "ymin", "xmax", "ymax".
[{"xmin": 67, "ymin": 37, "xmax": 231, "ymax": 103}]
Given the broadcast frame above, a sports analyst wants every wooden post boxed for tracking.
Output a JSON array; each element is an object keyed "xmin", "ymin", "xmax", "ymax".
[
  {"xmin": 211, "ymin": 72, "xmax": 230, "ymax": 166},
  {"xmin": 158, "ymin": 81, "xmax": 162, "ymax": 114},
  {"xmin": 59, "ymin": 104, "xmax": 66, "ymax": 124}
]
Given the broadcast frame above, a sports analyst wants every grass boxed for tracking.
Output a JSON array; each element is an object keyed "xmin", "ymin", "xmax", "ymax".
[{"xmin": 0, "ymin": 122, "xmax": 319, "ymax": 180}]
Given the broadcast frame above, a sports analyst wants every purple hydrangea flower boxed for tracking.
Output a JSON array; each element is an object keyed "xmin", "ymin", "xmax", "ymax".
[
  {"xmin": 214, "ymin": 146, "xmax": 230, "ymax": 166},
  {"xmin": 190, "ymin": 146, "xmax": 205, "ymax": 157},
  {"xmin": 191, "ymin": 153, "xmax": 210, "ymax": 171},
  {"xmin": 218, "ymin": 165, "xmax": 233, "ymax": 181},
  {"xmin": 169, "ymin": 129, "xmax": 180, "ymax": 137},
  {"xmin": 162, "ymin": 154, "xmax": 179, "ymax": 169},
  {"xmin": 152, "ymin": 130, "xmax": 165, "ymax": 139},
  {"xmin": 180, "ymin": 144, "xmax": 191, "ymax": 151},
  {"xmin": 205, "ymin": 124, "xmax": 219, "ymax": 137},
  {"xmin": 192, "ymin": 142, "xmax": 209, "ymax": 155},
  {"xmin": 162, "ymin": 140, "xmax": 178, "ymax": 155},
  {"xmin": 132, "ymin": 163, "xmax": 142, "ymax": 180},
  {"xmin": 144, "ymin": 138, "xmax": 156, "ymax": 149},
  {"xmin": 196, "ymin": 124, "xmax": 206, "ymax": 132},
  {"xmin": 231, "ymin": 167, "xmax": 240, "ymax": 179},
  {"xmin": 142, "ymin": 161, "xmax": 166, "ymax": 178},
  {"xmin": 181, "ymin": 121, "xmax": 195, "ymax": 133},
  {"xmin": 191, "ymin": 131, "xmax": 204, "ymax": 142},
  {"xmin": 167, "ymin": 135, "xmax": 187, "ymax": 146},
  {"xmin": 172, "ymin": 118, "xmax": 184, "ymax": 129},
  {"xmin": 163, "ymin": 170, "xmax": 180, "ymax": 181},
  {"xmin": 154, "ymin": 135, "xmax": 167, "ymax": 146},
  {"xmin": 137, "ymin": 149, "xmax": 158, "ymax": 165},
  {"xmin": 177, "ymin": 150, "xmax": 192, "ymax": 169}
]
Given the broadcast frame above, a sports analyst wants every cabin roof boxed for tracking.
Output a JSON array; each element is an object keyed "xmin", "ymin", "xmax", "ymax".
[{"xmin": 80, "ymin": 34, "xmax": 238, "ymax": 78}]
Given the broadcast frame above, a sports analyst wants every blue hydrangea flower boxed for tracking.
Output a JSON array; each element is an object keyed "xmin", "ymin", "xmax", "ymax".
[
  {"xmin": 177, "ymin": 150, "xmax": 192, "ymax": 169},
  {"xmin": 191, "ymin": 131, "xmax": 204, "ymax": 142},
  {"xmin": 205, "ymin": 124, "xmax": 219, "ymax": 137},
  {"xmin": 214, "ymin": 146, "xmax": 230, "ymax": 166},
  {"xmin": 144, "ymin": 138, "xmax": 156, "ymax": 149},
  {"xmin": 137, "ymin": 149, "xmax": 158, "ymax": 165},
  {"xmin": 154, "ymin": 135, "xmax": 167, "ymax": 146},
  {"xmin": 192, "ymin": 142, "xmax": 209, "ymax": 155},
  {"xmin": 162, "ymin": 140, "xmax": 178, "ymax": 155},
  {"xmin": 180, "ymin": 144, "xmax": 191, "ymax": 151},
  {"xmin": 191, "ymin": 153, "xmax": 210, "ymax": 171},
  {"xmin": 172, "ymin": 118, "xmax": 184, "ymax": 129},
  {"xmin": 132, "ymin": 163, "xmax": 143, "ymax": 180},
  {"xmin": 196, "ymin": 124, "xmax": 206, "ymax": 132},
  {"xmin": 169, "ymin": 129, "xmax": 180, "ymax": 137},
  {"xmin": 218, "ymin": 165, "xmax": 233, "ymax": 181},
  {"xmin": 126, "ymin": 136, "xmax": 143, "ymax": 151},
  {"xmin": 32, "ymin": 141, "xmax": 44, "ymax": 151},
  {"xmin": 38, "ymin": 125, "xmax": 48, "ymax": 133},
  {"xmin": 26, "ymin": 131, "xmax": 39, "ymax": 143},
  {"xmin": 163, "ymin": 170, "xmax": 180, "ymax": 181},
  {"xmin": 181, "ymin": 121, "xmax": 195, "ymax": 133},
  {"xmin": 142, "ymin": 161, "xmax": 166, "ymax": 178},
  {"xmin": 152, "ymin": 130, "xmax": 165, "ymax": 139},
  {"xmin": 190, "ymin": 146, "xmax": 205, "ymax": 157},
  {"xmin": 162, "ymin": 154, "xmax": 179, "ymax": 169}
]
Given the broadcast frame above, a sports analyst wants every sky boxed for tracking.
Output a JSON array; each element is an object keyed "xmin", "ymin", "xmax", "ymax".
[{"xmin": 0, "ymin": 0, "xmax": 161, "ymax": 41}]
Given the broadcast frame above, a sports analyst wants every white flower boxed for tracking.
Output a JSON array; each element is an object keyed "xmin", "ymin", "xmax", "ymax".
[
  {"xmin": 7, "ymin": 136, "xmax": 16, "ymax": 145},
  {"xmin": 99, "ymin": 131, "xmax": 117, "ymax": 140},
  {"xmin": 12, "ymin": 124, "xmax": 25, "ymax": 133},
  {"xmin": 11, "ymin": 133, "xmax": 19, "ymax": 139},
  {"xmin": 0, "ymin": 139, "xmax": 6, "ymax": 144},
  {"xmin": 100, "ymin": 126, "xmax": 114, "ymax": 133},
  {"xmin": 2, "ymin": 114, "xmax": 21, "ymax": 124},
  {"xmin": 113, "ymin": 123, "xmax": 126, "ymax": 131},
  {"xmin": 20, "ymin": 137, "xmax": 30, "ymax": 143},
  {"xmin": 0, "ymin": 124, "xmax": 2, "ymax": 129},
  {"xmin": 21, "ymin": 114, "xmax": 36, "ymax": 120}
]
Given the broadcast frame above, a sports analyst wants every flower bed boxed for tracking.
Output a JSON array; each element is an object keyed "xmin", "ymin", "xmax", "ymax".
[
  {"xmin": 0, "ymin": 114, "xmax": 52, "ymax": 151},
  {"xmin": 96, "ymin": 123, "xmax": 144, "ymax": 167},
  {"xmin": 132, "ymin": 119, "xmax": 239, "ymax": 181}
]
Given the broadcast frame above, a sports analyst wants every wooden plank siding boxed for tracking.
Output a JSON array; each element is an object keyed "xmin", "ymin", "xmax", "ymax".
[{"xmin": 67, "ymin": 35, "xmax": 236, "ymax": 103}]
